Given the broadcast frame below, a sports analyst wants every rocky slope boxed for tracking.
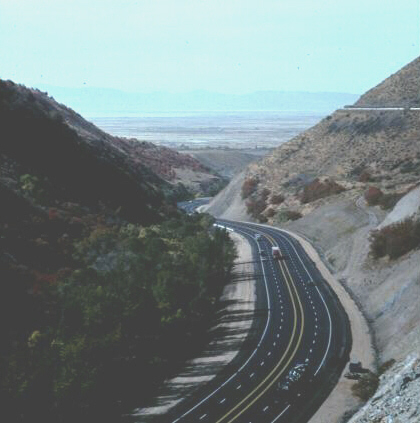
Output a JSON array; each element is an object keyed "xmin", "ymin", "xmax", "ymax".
[
  {"xmin": 348, "ymin": 354, "xmax": 420, "ymax": 423},
  {"xmin": 354, "ymin": 56, "xmax": 420, "ymax": 108},
  {"xmin": 230, "ymin": 57, "xmax": 420, "ymax": 224}
]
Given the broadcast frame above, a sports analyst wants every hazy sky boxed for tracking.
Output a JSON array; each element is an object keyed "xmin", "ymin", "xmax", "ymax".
[{"xmin": 0, "ymin": 0, "xmax": 418, "ymax": 94}]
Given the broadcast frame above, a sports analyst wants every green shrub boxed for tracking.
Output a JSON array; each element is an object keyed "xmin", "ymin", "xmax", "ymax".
[
  {"xmin": 1, "ymin": 213, "xmax": 236, "ymax": 422},
  {"xmin": 275, "ymin": 209, "xmax": 302, "ymax": 223},
  {"xmin": 19, "ymin": 173, "xmax": 48, "ymax": 204},
  {"xmin": 351, "ymin": 371, "xmax": 379, "ymax": 401},
  {"xmin": 378, "ymin": 358, "xmax": 396, "ymax": 375}
]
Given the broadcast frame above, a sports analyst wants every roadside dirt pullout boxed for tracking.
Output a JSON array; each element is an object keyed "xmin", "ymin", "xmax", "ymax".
[{"xmin": 132, "ymin": 232, "xmax": 256, "ymax": 420}]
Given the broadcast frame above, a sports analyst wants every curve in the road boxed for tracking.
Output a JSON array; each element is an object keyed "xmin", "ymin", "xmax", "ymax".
[{"xmin": 166, "ymin": 221, "xmax": 351, "ymax": 423}]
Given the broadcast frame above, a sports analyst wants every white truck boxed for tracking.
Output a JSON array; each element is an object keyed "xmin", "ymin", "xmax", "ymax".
[{"xmin": 272, "ymin": 246, "xmax": 281, "ymax": 259}]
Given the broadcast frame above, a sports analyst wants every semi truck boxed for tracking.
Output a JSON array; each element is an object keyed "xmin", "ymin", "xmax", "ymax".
[
  {"xmin": 272, "ymin": 246, "xmax": 288, "ymax": 260},
  {"xmin": 272, "ymin": 246, "xmax": 281, "ymax": 259}
]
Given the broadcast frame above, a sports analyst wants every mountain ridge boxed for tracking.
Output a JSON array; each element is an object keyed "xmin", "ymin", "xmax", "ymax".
[{"xmin": 355, "ymin": 56, "xmax": 420, "ymax": 107}]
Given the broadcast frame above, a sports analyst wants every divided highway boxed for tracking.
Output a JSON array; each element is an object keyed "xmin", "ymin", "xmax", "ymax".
[{"xmin": 166, "ymin": 219, "xmax": 351, "ymax": 423}]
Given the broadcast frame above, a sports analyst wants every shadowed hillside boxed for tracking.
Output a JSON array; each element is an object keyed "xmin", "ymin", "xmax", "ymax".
[
  {"xmin": 0, "ymin": 80, "xmax": 169, "ymax": 223},
  {"xmin": 0, "ymin": 80, "xmax": 236, "ymax": 423}
]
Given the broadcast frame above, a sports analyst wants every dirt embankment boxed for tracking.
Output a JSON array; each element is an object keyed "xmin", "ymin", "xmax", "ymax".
[
  {"xmin": 132, "ymin": 232, "xmax": 256, "ymax": 420},
  {"xmin": 183, "ymin": 148, "xmax": 268, "ymax": 179},
  {"xmin": 206, "ymin": 194, "xmax": 378, "ymax": 422},
  {"xmin": 281, "ymin": 228, "xmax": 375, "ymax": 423},
  {"xmin": 204, "ymin": 171, "xmax": 251, "ymax": 221},
  {"xmin": 286, "ymin": 194, "xmax": 420, "ymax": 363}
]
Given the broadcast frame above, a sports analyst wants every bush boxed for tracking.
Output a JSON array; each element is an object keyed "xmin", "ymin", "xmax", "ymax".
[
  {"xmin": 301, "ymin": 178, "xmax": 345, "ymax": 203},
  {"xmin": 246, "ymin": 196, "xmax": 267, "ymax": 221},
  {"xmin": 245, "ymin": 188, "xmax": 271, "ymax": 221},
  {"xmin": 378, "ymin": 358, "xmax": 396, "ymax": 375},
  {"xmin": 276, "ymin": 209, "xmax": 302, "ymax": 223},
  {"xmin": 241, "ymin": 177, "xmax": 258, "ymax": 199},
  {"xmin": 1, "ymin": 213, "xmax": 236, "ymax": 422},
  {"xmin": 365, "ymin": 186, "xmax": 403, "ymax": 210},
  {"xmin": 379, "ymin": 193, "xmax": 403, "ymax": 210},
  {"xmin": 351, "ymin": 371, "xmax": 379, "ymax": 401},
  {"xmin": 19, "ymin": 173, "xmax": 49, "ymax": 204},
  {"xmin": 359, "ymin": 171, "xmax": 372, "ymax": 183},
  {"xmin": 270, "ymin": 193, "xmax": 285, "ymax": 205},
  {"xmin": 265, "ymin": 208, "xmax": 276, "ymax": 218},
  {"xmin": 370, "ymin": 218, "xmax": 420, "ymax": 259}
]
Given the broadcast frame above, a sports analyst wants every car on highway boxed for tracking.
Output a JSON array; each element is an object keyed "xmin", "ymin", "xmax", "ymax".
[
  {"xmin": 260, "ymin": 250, "xmax": 269, "ymax": 260},
  {"xmin": 255, "ymin": 234, "xmax": 262, "ymax": 241},
  {"xmin": 278, "ymin": 362, "xmax": 308, "ymax": 391}
]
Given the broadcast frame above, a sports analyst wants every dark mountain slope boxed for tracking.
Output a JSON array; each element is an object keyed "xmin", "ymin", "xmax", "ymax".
[
  {"xmin": 0, "ymin": 80, "xmax": 168, "ymax": 223},
  {"xmin": 0, "ymin": 80, "xmax": 236, "ymax": 423}
]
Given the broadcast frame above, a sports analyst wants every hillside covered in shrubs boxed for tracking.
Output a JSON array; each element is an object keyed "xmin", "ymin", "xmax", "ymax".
[
  {"xmin": 113, "ymin": 139, "xmax": 227, "ymax": 198},
  {"xmin": 0, "ymin": 80, "xmax": 236, "ymax": 422},
  {"xmin": 235, "ymin": 56, "xmax": 420, "ymax": 224},
  {"xmin": 1, "ymin": 214, "xmax": 235, "ymax": 423}
]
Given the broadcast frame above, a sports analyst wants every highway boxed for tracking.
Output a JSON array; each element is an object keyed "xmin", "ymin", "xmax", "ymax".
[
  {"xmin": 341, "ymin": 106, "xmax": 420, "ymax": 111},
  {"xmin": 165, "ymin": 219, "xmax": 351, "ymax": 423}
]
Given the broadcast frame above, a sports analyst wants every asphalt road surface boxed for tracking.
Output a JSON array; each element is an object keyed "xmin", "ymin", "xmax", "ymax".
[
  {"xmin": 177, "ymin": 198, "xmax": 212, "ymax": 214},
  {"xmin": 164, "ymin": 219, "xmax": 351, "ymax": 423}
]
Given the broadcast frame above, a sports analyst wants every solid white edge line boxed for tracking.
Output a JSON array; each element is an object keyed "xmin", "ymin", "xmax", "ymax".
[
  {"xmin": 313, "ymin": 285, "xmax": 332, "ymax": 375},
  {"xmin": 235, "ymin": 220, "xmax": 333, "ymax": 380},
  {"xmin": 271, "ymin": 228, "xmax": 333, "ymax": 376},
  {"xmin": 271, "ymin": 404, "xmax": 291, "ymax": 422},
  {"xmin": 170, "ymin": 226, "xmax": 272, "ymax": 422}
]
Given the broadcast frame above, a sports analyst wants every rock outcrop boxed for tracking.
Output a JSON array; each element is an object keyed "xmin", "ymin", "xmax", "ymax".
[{"xmin": 348, "ymin": 354, "xmax": 420, "ymax": 423}]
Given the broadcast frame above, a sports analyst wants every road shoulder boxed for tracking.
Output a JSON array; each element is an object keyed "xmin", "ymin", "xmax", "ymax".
[
  {"xmin": 281, "ymin": 229, "xmax": 375, "ymax": 423},
  {"xmin": 131, "ymin": 231, "xmax": 256, "ymax": 421}
]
